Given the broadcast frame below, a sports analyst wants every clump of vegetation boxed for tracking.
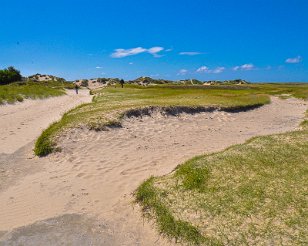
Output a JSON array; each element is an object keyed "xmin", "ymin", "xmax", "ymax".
[
  {"xmin": 127, "ymin": 76, "xmax": 173, "ymax": 85},
  {"xmin": 80, "ymin": 79, "xmax": 89, "ymax": 87},
  {"xmin": 28, "ymin": 73, "xmax": 66, "ymax": 82},
  {"xmin": 0, "ymin": 80, "xmax": 74, "ymax": 105},
  {"xmin": 0, "ymin": 66, "xmax": 22, "ymax": 85},
  {"xmin": 136, "ymin": 129, "xmax": 308, "ymax": 245},
  {"xmin": 135, "ymin": 177, "xmax": 220, "ymax": 245}
]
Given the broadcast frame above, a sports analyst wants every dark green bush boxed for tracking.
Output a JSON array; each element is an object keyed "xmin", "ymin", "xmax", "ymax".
[{"xmin": 0, "ymin": 66, "xmax": 22, "ymax": 85}]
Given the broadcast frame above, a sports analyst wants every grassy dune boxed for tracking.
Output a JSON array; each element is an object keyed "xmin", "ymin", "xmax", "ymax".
[
  {"xmin": 136, "ymin": 112, "xmax": 308, "ymax": 245},
  {"xmin": 0, "ymin": 81, "xmax": 74, "ymax": 105},
  {"xmin": 34, "ymin": 83, "xmax": 308, "ymax": 156},
  {"xmin": 34, "ymin": 84, "xmax": 271, "ymax": 156}
]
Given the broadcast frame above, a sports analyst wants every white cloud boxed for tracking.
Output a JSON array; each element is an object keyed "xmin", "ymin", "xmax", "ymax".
[
  {"xmin": 166, "ymin": 48, "xmax": 173, "ymax": 52},
  {"xmin": 179, "ymin": 52, "xmax": 202, "ymax": 56},
  {"xmin": 233, "ymin": 63, "xmax": 255, "ymax": 71},
  {"xmin": 111, "ymin": 47, "xmax": 146, "ymax": 58},
  {"xmin": 285, "ymin": 56, "xmax": 302, "ymax": 64},
  {"xmin": 111, "ymin": 46, "xmax": 164, "ymax": 58},
  {"xmin": 129, "ymin": 62, "xmax": 133, "ymax": 65},
  {"xmin": 148, "ymin": 47, "xmax": 164, "ymax": 54},
  {"xmin": 177, "ymin": 69, "xmax": 188, "ymax": 75},
  {"xmin": 211, "ymin": 67, "xmax": 225, "ymax": 74},
  {"xmin": 196, "ymin": 66, "xmax": 225, "ymax": 74},
  {"xmin": 196, "ymin": 66, "xmax": 209, "ymax": 73},
  {"xmin": 95, "ymin": 66, "xmax": 103, "ymax": 69}
]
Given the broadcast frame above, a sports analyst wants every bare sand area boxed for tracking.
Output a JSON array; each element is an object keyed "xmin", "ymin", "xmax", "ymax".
[
  {"xmin": 0, "ymin": 97, "xmax": 307, "ymax": 245},
  {"xmin": 0, "ymin": 89, "xmax": 92, "ymax": 154}
]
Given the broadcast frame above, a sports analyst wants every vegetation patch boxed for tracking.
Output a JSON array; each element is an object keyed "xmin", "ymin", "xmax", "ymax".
[
  {"xmin": 136, "ymin": 129, "xmax": 308, "ymax": 245},
  {"xmin": 34, "ymin": 85, "xmax": 274, "ymax": 156},
  {"xmin": 0, "ymin": 80, "xmax": 74, "ymax": 105},
  {"xmin": 34, "ymin": 83, "xmax": 308, "ymax": 156},
  {"xmin": 135, "ymin": 177, "xmax": 222, "ymax": 245}
]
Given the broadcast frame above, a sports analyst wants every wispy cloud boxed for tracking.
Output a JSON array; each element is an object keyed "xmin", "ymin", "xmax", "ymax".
[
  {"xmin": 148, "ymin": 47, "xmax": 164, "ymax": 57},
  {"xmin": 233, "ymin": 64, "xmax": 255, "ymax": 71},
  {"xmin": 177, "ymin": 69, "xmax": 188, "ymax": 75},
  {"xmin": 196, "ymin": 66, "xmax": 225, "ymax": 74},
  {"xmin": 196, "ymin": 66, "xmax": 209, "ymax": 72},
  {"xmin": 128, "ymin": 62, "xmax": 133, "ymax": 65},
  {"xmin": 211, "ymin": 67, "xmax": 225, "ymax": 74},
  {"xmin": 285, "ymin": 56, "xmax": 302, "ymax": 64},
  {"xmin": 111, "ymin": 46, "xmax": 164, "ymax": 58},
  {"xmin": 179, "ymin": 51, "xmax": 202, "ymax": 56},
  {"xmin": 95, "ymin": 66, "xmax": 103, "ymax": 69}
]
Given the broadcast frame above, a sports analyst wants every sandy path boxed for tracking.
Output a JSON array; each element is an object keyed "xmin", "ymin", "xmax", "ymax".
[
  {"xmin": 0, "ymin": 89, "xmax": 92, "ymax": 154},
  {"xmin": 0, "ymin": 97, "xmax": 307, "ymax": 245}
]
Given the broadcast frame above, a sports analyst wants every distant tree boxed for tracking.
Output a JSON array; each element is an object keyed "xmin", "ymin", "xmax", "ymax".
[{"xmin": 0, "ymin": 66, "xmax": 22, "ymax": 85}]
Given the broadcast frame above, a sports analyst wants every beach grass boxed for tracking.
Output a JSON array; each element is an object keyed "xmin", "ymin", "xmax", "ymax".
[
  {"xmin": 0, "ymin": 80, "xmax": 74, "ymax": 105},
  {"xmin": 136, "ymin": 128, "xmax": 308, "ymax": 245},
  {"xmin": 34, "ymin": 83, "xmax": 308, "ymax": 156},
  {"xmin": 34, "ymin": 84, "xmax": 272, "ymax": 156}
]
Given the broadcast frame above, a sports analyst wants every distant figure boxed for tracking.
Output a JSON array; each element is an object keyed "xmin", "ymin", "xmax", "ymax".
[
  {"xmin": 75, "ymin": 84, "xmax": 79, "ymax": 94},
  {"xmin": 120, "ymin": 79, "xmax": 124, "ymax": 88}
]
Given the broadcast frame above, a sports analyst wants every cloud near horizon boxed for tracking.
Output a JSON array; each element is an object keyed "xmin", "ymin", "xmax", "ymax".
[
  {"xmin": 111, "ymin": 46, "xmax": 164, "ymax": 58},
  {"xmin": 179, "ymin": 51, "xmax": 202, "ymax": 56},
  {"xmin": 196, "ymin": 66, "xmax": 225, "ymax": 74},
  {"xmin": 177, "ymin": 69, "xmax": 188, "ymax": 75},
  {"xmin": 285, "ymin": 56, "xmax": 302, "ymax": 64},
  {"xmin": 233, "ymin": 64, "xmax": 255, "ymax": 71}
]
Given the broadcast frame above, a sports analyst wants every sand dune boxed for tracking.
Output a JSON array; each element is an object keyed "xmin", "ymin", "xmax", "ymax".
[{"xmin": 0, "ymin": 97, "xmax": 307, "ymax": 245}]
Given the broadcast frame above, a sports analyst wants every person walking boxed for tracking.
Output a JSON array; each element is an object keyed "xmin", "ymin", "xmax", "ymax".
[
  {"xmin": 75, "ymin": 84, "xmax": 79, "ymax": 94},
  {"xmin": 120, "ymin": 79, "xmax": 124, "ymax": 88}
]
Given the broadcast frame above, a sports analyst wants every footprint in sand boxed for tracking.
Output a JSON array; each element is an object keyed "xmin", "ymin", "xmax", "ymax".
[{"xmin": 76, "ymin": 173, "xmax": 85, "ymax": 178}]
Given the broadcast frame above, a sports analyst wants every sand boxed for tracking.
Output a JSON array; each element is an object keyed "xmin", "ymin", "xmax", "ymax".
[
  {"xmin": 0, "ymin": 97, "xmax": 307, "ymax": 245},
  {"xmin": 0, "ymin": 89, "xmax": 92, "ymax": 154}
]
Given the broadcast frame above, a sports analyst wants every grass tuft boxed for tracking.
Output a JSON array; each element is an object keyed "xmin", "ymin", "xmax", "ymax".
[
  {"xmin": 34, "ymin": 122, "xmax": 59, "ymax": 156},
  {"xmin": 175, "ymin": 157, "xmax": 210, "ymax": 191},
  {"xmin": 136, "ymin": 177, "xmax": 222, "ymax": 245}
]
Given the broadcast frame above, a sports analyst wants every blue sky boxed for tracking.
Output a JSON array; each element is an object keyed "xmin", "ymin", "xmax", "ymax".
[{"xmin": 0, "ymin": 0, "xmax": 307, "ymax": 82}]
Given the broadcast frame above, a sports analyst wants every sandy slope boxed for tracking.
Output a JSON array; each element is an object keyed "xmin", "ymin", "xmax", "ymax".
[
  {"xmin": 0, "ymin": 89, "xmax": 92, "ymax": 154},
  {"xmin": 0, "ymin": 97, "xmax": 307, "ymax": 245}
]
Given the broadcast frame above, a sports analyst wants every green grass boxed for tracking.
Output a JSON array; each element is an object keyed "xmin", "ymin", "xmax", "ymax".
[
  {"xmin": 136, "ymin": 128, "xmax": 308, "ymax": 245},
  {"xmin": 34, "ymin": 84, "xmax": 273, "ymax": 156},
  {"xmin": 136, "ymin": 177, "xmax": 221, "ymax": 245},
  {"xmin": 34, "ymin": 83, "xmax": 308, "ymax": 157},
  {"xmin": 248, "ymin": 83, "xmax": 308, "ymax": 100},
  {"xmin": 0, "ymin": 80, "xmax": 74, "ymax": 105}
]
